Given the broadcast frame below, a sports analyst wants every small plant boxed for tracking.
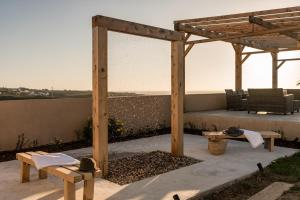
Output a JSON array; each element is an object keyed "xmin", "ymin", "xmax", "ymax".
[
  {"xmin": 108, "ymin": 118, "xmax": 124, "ymax": 141},
  {"xmin": 15, "ymin": 133, "xmax": 30, "ymax": 151},
  {"xmin": 29, "ymin": 139, "xmax": 38, "ymax": 148},
  {"xmin": 51, "ymin": 137, "xmax": 63, "ymax": 145},
  {"xmin": 81, "ymin": 117, "xmax": 125, "ymax": 143},
  {"xmin": 211, "ymin": 124, "xmax": 218, "ymax": 131}
]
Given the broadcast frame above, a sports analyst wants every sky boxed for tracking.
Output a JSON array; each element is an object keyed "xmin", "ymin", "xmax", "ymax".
[{"xmin": 0, "ymin": 0, "xmax": 300, "ymax": 92}]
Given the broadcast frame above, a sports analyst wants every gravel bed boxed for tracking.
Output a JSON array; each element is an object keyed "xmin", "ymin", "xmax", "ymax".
[{"xmin": 106, "ymin": 150, "xmax": 201, "ymax": 185}]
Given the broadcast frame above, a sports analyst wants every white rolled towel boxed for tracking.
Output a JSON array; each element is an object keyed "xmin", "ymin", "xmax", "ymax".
[{"xmin": 242, "ymin": 129, "xmax": 264, "ymax": 148}]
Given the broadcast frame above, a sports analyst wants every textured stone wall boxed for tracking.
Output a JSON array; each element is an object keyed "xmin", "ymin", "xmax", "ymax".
[
  {"xmin": 0, "ymin": 93, "xmax": 225, "ymax": 151},
  {"xmin": 109, "ymin": 95, "xmax": 171, "ymax": 132}
]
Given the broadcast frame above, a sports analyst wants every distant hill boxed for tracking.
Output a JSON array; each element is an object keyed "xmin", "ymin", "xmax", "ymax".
[{"xmin": 0, "ymin": 87, "xmax": 142, "ymax": 100}]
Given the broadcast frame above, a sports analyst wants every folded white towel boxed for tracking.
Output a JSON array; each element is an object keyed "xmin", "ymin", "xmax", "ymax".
[
  {"xmin": 31, "ymin": 153, "xmax": 80, "ymax": 170},
  {"xmin": 242, "ymin": 129, "xmax": 264, "ymax": 148}
]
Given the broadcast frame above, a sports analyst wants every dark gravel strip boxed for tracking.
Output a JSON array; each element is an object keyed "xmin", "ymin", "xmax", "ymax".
[{"xmin": 106, "ymin": 150, "xmax": 201, "ymax": 185}]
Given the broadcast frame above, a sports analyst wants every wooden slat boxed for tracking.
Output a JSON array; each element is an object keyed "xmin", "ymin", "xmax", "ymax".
[
  {"xmin": 199, "ymin": 19, "xmax": 300, "ymax": 34},
  {"xmin": 183, "ymin": 24, "xmax": 300, "ymax": 47},
  {"xmin": 174, "ymin": 6, "xmax": 300, "ymax": 24},
  {"xmin": 180, "ymin": 24, "xmax": 272, "ymax": 49},
  {"xmin": 278, "ymin": 58, "xmax": 300, "ymax": 61},
  {"xmin": 171, "ymin": 40, "xmax": 185, "ymax": 156},
  {"xmin": 93, "ymin": 15, "xmax": 184, "ymax": 41},
  {"xmin": 242, "ymin": 47, "xmax": 300, "ymax": 55},
  {"xmin": 186, "ymin": 12, "xmax": 300, "ymax": 27},
  {"xmin": 92, "ymin": 26, "xmax": 109, "ymax": 177},
  {"xmin": 249, "ymin": 16, "xmax": 300, "ymax": 40}
]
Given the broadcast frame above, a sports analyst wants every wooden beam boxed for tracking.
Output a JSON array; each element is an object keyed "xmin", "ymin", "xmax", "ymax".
[
  {"xmin": 183, "ymin": 24, "xmax": 300, "ymax": 45},
  {"xmin": 201, "ymin": 18, "xmax": 300, "ymax": 34},
  {"xmin": 278, "ymin": 58, "xmax": 300, "ymax": 61},
  {"xmin": 277, "ymin": 61, "xmax": 286, "ymax": 69},
  {"xmin": 179, "ymin": 24, "xmax": 271, "ymax": 49},
  {"xmin": 249, "ymin": 16, "xmax": 300, "ymax": 41},
  {"xmin": 171, "ymin": 40, "xmax": 184, "ymax": 156},
  {"xmin": 184, "ymin": 33, "xmax": 191, "ymax": 42},
  {"xmin": 187, "ymin": 12, "xmax": 300, "ymax": 27},
  {"xmin": 271, "ymin": 52, "xmax": 278, "ymax": 88},
  {"xmin": 93, "ymin": 15, "xmax": 184, "ymax": 41},
  {"xmin": 185, "ymin": 43, "xmax": 194, "ymax": 57},
  {"xmin": 233, "ymin": 44, "xmax": 244, "ymax": 90},
  {"xmin": 242, "ymin": 47, "xmax": 300, "ymax": 55},
  {"xmin": 242, "ymin": 54, "xmax": 251, "ymax": 64},
  {"xmin": 174, "ymin": 6, "xmax": 300, "ymax": 24},
  {"xmin": 92, "ymin": 26, "xmax": 109, "ymax": 177}
]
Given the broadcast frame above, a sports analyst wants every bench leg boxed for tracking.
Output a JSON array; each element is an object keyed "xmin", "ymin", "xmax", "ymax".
[
  {"xmin": 83, "ymin": 179, "xmax": 94, "ymax": 200},
  {"xmin": 64, "ymin": 180, "xmax": 75, "ymax": 200},
  {"xmin": 264, "ymin": 138, "xmax": 274, "ymax": 152},
  {"xmin": 38, "ymin": 169, "xmax": 48, "ymax": 179},
  {"xmin": 21, "ymin": 162, "xmax": 30, "ymax": 183}
]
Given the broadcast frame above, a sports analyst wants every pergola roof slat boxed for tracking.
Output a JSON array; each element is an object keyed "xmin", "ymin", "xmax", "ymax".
[
  {"xmin": 174, "ymin": 6, "xmax": 300, "ymax": 25},
  {"xmin": 176, "ymin": 6, "xmax": 300, "ymax": 49}
]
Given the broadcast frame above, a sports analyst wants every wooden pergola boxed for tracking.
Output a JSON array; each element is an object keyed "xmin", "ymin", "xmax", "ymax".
[
  {"xmin": 175, "ymin": 6, "xmax": 300, "ymax": 90},
  {"xmin": 92, "ymin": 6, "xmax": 300, "ymax": 176}
]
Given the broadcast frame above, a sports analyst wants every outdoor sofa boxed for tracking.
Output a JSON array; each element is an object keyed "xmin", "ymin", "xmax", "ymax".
[
  {"xmin": 287, "ymin": 89, "xmax": 300, "ymax": 112},
  {"xmin": 225, "ymin": 89, "xmax": 247, "ymax": 110},
  {"xmin": 247, "ymin": 88, "xmax": 294, "ymax": 115}
]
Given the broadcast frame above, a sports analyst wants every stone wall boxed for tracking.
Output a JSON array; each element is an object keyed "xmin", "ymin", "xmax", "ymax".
[{"xmin": 0, "ymin": 93, "xmax": 226, "ymax": 151}]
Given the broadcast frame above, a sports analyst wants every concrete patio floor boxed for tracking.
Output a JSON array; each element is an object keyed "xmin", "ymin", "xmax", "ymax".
[
  {"xmin": 0, "ymin": 134, "xmax": 298, "ymax": 200},
  {"xmin": 185, "ymin": 110, "xmax": 300, "ymax": 140}
]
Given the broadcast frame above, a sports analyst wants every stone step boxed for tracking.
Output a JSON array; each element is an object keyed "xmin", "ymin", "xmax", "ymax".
[{"xmin": 248, "ymin": 182, "xmax": 294, "ymax": 200}]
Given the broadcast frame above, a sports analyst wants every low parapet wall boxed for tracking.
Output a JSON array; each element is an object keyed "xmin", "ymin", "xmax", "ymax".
[{"xmin": 0, "ymin": 93, "xmax": 225, "ymax": 151}]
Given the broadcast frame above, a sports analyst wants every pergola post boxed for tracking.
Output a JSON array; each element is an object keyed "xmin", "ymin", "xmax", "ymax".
[
  {"xmin": 271, "ymin": 51, "xmax": 278, "ymax": 88},
  {"xmin": 171, "ymin": 40, "xmax": 185, "ymax": 156},
  {"xmin": 232, "ymin": 44, "xmax": 244, "ymax": 90},
  {"xmin": 92, "ymin": 26, "xmax": 109, "ymax": 177}
]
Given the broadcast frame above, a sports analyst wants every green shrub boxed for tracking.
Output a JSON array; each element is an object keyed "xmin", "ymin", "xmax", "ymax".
[{"xmin": 82, "ymin": 117, "xmax": 124, "ymax": 144}]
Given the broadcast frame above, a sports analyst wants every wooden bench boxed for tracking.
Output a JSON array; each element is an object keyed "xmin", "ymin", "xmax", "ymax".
[
  {"xmin": 16, "ymin": 151, "xmax": 99, "ymax": 200},
  {"xmin": 203, "ymin": 131, "xmax": 281, "ymax": 153}
]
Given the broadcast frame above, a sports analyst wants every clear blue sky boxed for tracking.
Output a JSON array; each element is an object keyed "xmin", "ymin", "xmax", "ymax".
[{"xmin": 1, "ymin": 0, "xmax": 300, "ymax": 91}]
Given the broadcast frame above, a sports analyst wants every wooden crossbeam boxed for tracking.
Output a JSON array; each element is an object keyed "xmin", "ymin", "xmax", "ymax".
[
  {"xmin": 179, "ymin": 24, "xmax": 272, "ymax": 49},
  {"xmin": 184, "ymin": 33, "xmax": 191, "ymax": 42},
  {"xmin": 242, "ymin": 47, "xmax": 300, "ymax": 55},
  {"xmin": 277, "ymin": 61, "xmax": 286, "ymax": 69},
  {"xmin": 187, "ymin": 11, "xmax": 300, "ymax": 27},
  {"xmin": 278, "ymin": 58, "xmax": 300, "ymax": 62},
  {"xmin": 183, "ymin": 24, "xmax": 300, "ymax": 45},
  {"xmin": 198, "ymin": 17, "xmax": 300, "ymax": 33},
  {"xmin": 242, "ymin": 54, "xmax": 251, "ymax": 64},
  {"xmin": 249, "ymin": 16, "xmax": 300, "ymax": 41},
  {"xmin": 174, "ymin": 6, "xmax": 300, "ymax": 25},
  {"xmin": 93, "ymin": 15, "xmax": 184, "ymax": 41},
  {"xmin": 185, "ymin": 44, "xmax": 194, "ymax": 57}
]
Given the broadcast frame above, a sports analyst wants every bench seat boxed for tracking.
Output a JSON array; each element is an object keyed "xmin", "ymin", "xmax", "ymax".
[
  {"xmin": 203, "ymin": 131, "xmax": 281, "ymax": 152},
  {"xmin": 16, "ymin": 151, "xmax": 99, "ymax": 200}
]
